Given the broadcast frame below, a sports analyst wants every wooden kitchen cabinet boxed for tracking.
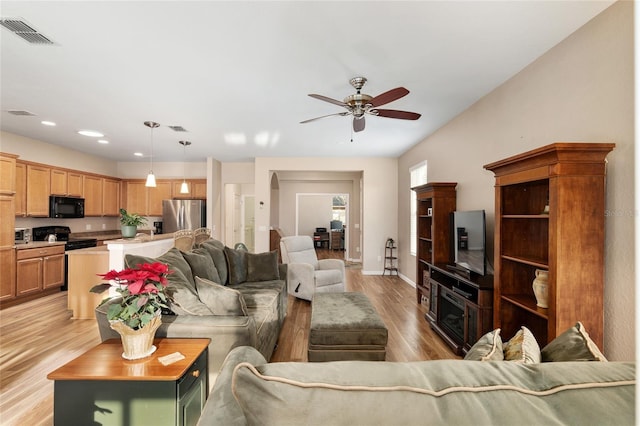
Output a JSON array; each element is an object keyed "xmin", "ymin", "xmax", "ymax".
[
  {"xmin": 123, "ymin": 181, "xmax": 148, "ymax": 216},
  {"xmin": 123, "ymin": 180, "xmax": 171, "ymax": 216},
  {"xmin": 148, "ymin": 181, "xmax": 172, "ymax": 216},
  {"xmin": 83, "ymin": 175, "xmax": 103, "ymax": 216},
  {"xmin": 0, "ymin": 193, "xmax": 16, "ymax": 301},
  {"xmin": 0, "ymin": 153, "xmax": 17, "ymax": 195},
  {"xmin": 102, "ymin": 178, "xmax": 120, "ymax": 216},
  {"xmin": 172, "ymin": 179, "xmax": 207, "ymax": 199},
  {"xmin": 50, "ymin": 169, "xmax": 67, "ymax": 195},
  {"xmin": 16, "ymin": 245, "xmax": 65, "ymax": 296},
  {"xmin": 26, "ymin": 164, "xmax": 51, "ymax": 217},
  {"xmin": 51, "ymin": 169, "xmax": 84, "ymax": 196},
  {"xmin": 14, "ymin": 162, "xmax": 26, "ymax": 216}
]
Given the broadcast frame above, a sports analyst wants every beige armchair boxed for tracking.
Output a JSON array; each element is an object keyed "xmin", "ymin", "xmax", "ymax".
[{"xmin": 280, "ymin": 235, "xmax": 345, "ymax": 301}]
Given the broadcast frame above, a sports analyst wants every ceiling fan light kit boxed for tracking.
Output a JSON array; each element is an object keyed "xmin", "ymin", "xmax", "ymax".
[{"xmin": 301, "ymin": 76, "xmax": 421, "ymax": 132}]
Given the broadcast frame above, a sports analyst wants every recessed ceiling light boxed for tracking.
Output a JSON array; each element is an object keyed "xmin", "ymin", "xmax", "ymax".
[
  {"xmin": 98, "ymin": 139, "xmax": 109, "ymax": 144},
  {"xmin": 77, "ymin": 129, "xmax": 104, "ymax": 137},
  {"xmin": 41, "ymin": 120, "xmax": 56, "ymax": 126},
  {"xmin": 134, "ymin": 152, "xmax": 143, "ymax": 157}
]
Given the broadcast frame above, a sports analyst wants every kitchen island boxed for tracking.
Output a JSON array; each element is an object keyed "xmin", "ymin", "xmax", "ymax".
[{"xmin": 67, "ymin": 233, "xmax": 175, "ymax": 319}]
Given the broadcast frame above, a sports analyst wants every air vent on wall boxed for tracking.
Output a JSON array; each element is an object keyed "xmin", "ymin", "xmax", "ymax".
[
  {"xmin": 0, "ymin": 18, "xmax": 55, "ymax": 45},
  {"xmin": 7, "ymin": 110, "xmax": 37, "ymax": 116},
  {"xmin": 168, "ymin": 125, "xmax": 188, "ymax": 132}
]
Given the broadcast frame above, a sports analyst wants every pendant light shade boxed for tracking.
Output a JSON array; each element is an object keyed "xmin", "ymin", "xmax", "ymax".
[
  {"xmin": 144, "ymin": 121, "xmax": 160, "ymax": 187},
  {"xmin": 179, "ymin": 140, "xmax": 191, "ymax": 194}
]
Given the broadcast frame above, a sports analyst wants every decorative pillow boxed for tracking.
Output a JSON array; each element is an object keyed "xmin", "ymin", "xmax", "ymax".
[
  {"xmin": 125, "ymin": 248, "xmax": 212, "ymax": 316},
  {"xmin": 503, "ymin": 326, "xmax": 540, "ymax": 364},
  {"xmin": 224, "ymin": 246, "xmax": 248, "ymax": 286},
  {"xmin": 246, "ymin": 250, "xmax": 280, "ymax": 282},
  {"xmin": 541, "ymin": 322, "xmax": 607, "ymax": 362},
  {"xmin": 200, "ymin": 241, "xmax": 229, "ymax": 285},
  {"xmin": 464, "ymin": 329, "xmax": 503, "ymax": 361},
  {"xmin": 195, "ymin": 276, "xmax": 248, "ymax": 316},
  {"xmin": 181, "ymin": 248, "xmax": 222, "ymax": 284}
]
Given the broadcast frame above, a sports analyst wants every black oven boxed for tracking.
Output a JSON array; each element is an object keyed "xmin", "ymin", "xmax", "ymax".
[
  {"xmin": 438, "ymin": 287, "xmax": 465, "ymax": 343},
  {"xmin": 49, "ymin": 196, "xmax": 85, "ymax": 218}
]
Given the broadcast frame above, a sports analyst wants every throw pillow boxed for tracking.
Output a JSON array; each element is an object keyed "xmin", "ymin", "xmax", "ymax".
[
  {"xmin": 200, "ymin": 240, "xmax": 229, "ymax": 285},
  {"xmin": 464, "ymin": 329, "xmax": 503, "ymax": 361},
  {"xmin": 246, "ymin": 250, "xmax": 280, "ymax": 282},
  {"xmin": 224, "ymin": 246, "xmax": 248, "ymax": 286},
  {"xmin": 195, "ymin": 276, "xmax": 248, "ymax": 316},
  {"xmin": 503, "ymin": 326, "xmax": 541, "ymax": 364},
  {"xmin": 541, "ymin": 321, "xmax": 608, "ymax": 362},
  {"xmin": 181, "ymin": 248, "xmax": 222, "ymax": 284},
  {"xmin": 124, "ymin": 248, "xmax": 213, "ymax": 316}
]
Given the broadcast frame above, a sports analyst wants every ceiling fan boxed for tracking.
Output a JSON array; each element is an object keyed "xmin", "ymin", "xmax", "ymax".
[{"xmin": 300, "ymin": 77, "xmax": 421, "ymax": 133}]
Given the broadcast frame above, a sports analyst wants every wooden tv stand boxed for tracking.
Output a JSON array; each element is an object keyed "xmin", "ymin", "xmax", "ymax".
[{"xmin": 425, "ymin": 264, "xmax": 493, "ymax": 355}]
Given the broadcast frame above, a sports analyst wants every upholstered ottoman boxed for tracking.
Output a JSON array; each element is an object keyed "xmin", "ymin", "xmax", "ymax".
[{"xmin": 308, "ymin": 292, "xmax": 388, "ymax": 362}]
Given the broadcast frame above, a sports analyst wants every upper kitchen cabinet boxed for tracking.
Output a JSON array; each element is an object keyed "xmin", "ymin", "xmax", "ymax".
[
  {"xmin": 14, "ymin": 162, "xmax": 26, "ymax": 216},
  {"xmin": 122, "ymin": 181, "xmax": 148, "ymax": 216},
  {"xmin": 172, "ymin": 179, "xmax": 207, "ymax": 199},
  {"xmin": 147, "ymin": 181, "xmax": 172, "ymax": 216},
  {"xmin": 0, "ymin": 153, "xmax": 17, "ymax": 195},
  {"xmin": 83, "ymin": 175, "xmax": 103, "ymax": 216},
  {"xmin": 51, "ymin": 168, "xmax": 83, "ymax": 197},
  {"xmin": 26, "ymin": 164, "xmax": 51, "ymax": 217},
  {"xmin": 102, "ymin": 178, "xmax": 121, "ymax": 216}
]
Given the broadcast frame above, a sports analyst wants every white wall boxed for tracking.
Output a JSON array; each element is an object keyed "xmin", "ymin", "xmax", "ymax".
[
  {"xmin": 255, "ymin": 157, "xmax": 397, "ymax": 273},
  {"xmin": 398, "ymin": 1, "xmax": 633, "ymax": 360}
]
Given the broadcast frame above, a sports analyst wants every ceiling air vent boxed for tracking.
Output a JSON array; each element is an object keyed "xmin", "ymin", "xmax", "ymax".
[
  {"xmin": 168, "ymin": 125, "xmax": 188, "ymax": 132},
  {"xmin": 0, "ymin": 18, "xmax": 55, "ymax": 45},
  {"xmin": 7, "ymin": 110, "xmax": 37, "ymax": 116}
]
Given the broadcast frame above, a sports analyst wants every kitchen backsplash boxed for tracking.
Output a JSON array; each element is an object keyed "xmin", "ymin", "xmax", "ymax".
[{"xmin": 14, "ymin": 216, "xmax": 161, "ymax": 234}]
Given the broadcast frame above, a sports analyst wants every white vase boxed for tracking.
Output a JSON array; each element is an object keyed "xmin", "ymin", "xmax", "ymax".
[{"xmin": 532, "ymin": 269, "xmax": 549, "ymax": 308}]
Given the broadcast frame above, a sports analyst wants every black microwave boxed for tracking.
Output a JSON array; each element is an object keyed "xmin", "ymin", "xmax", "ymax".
[{"xmin": 49, "ymin": 196, "xmax": 85, "ymax": 218}]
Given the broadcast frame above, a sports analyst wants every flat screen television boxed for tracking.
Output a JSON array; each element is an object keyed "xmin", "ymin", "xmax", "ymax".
[{"xmin": 452, "ymin": 210, "xmax": 486, "ymax": 276}]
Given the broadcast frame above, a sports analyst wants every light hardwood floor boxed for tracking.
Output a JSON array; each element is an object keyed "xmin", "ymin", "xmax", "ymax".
[{"xmin": 0, "ymin": 250, "xmax": 457, "ymax": 425}]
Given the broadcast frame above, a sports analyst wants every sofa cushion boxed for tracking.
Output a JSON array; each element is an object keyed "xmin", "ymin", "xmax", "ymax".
[
  {"xmin": 182, "ymin": 248, "xmax": 222, "ymax": 284},
  {"xmin": 200, "ymin": 240, "xmax": 229, "ymax": 285},
  {"xmin": 195, "ymin": 276, "xmax": 248, "ymax": 316},
  {"xmin": 246, "ymin": 250, "xmax": 280, "ymax": 282},
  {"xmin": 225, "ymin": 246, "xmax": 248, "ymax": 285},
  {"xmin": 503, "ymin": 326, "xmax": 540, "ymax": 364},
  {"xmin": 541, "ymin": 322, "xmax": 607, "ymax": 362},
  {"xmin": 230, "ymin": 357, "xmax": 636, "ymax": 426},
  {"xmin": 125, "ymin": 248, "xmax": 212, "ymax": 316},
  {"xmin": 464, "ymin": 329, "xmax": 503, "ymax": 361}
]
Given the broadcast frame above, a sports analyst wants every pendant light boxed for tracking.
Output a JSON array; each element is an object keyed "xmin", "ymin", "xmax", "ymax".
[
  {"xmin": 144, "ymin": 121, "xmax": 160, "ymax": 187},
  {"xmin": 179, "ymin": 140, "xmax": 191, "ymax": 194}
]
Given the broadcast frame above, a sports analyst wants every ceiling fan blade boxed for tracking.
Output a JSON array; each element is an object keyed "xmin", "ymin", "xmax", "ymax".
[
  {"xmin": 369, "ymin": 87, "xmax": 410, "ymax": 107},
  {"xmin": 375, "ymin": 109, "xmax": 421, "ymax": 120},
  {"xmin": 308, "ymin": 94, "xmax": 348, "ymax": 107},
  {"xmin": 353, "ymin": 116, "xmax": 365, "ymax": 132},
  {"xmin": 300, "ymin": 111, "xmax": 349, "ymax": 124}
]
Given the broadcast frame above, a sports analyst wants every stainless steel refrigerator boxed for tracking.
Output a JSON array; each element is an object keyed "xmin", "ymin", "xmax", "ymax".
[{"xmin": 162, "ymin": 199, "xmax": 206, "ymax": 233}]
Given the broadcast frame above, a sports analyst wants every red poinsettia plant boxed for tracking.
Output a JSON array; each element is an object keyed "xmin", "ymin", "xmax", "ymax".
[{"xmin": 90, "ymin": 262, "xmax": 173, "ymax": 330}]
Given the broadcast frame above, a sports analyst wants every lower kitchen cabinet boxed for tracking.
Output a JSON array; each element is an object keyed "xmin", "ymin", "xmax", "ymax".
[{"xmin": 16, "ymin": 245, "xmax": 65, "ymax": 296}]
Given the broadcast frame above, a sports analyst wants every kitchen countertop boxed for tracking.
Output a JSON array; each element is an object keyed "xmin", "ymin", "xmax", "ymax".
[
  {"xmin": 15, "ymin": 241, "xmax": 67, "ymax": 250},
  {"xmin": 104, "ymin": 233, "xmax": 174, "ymax": 244},
  {"xmin": 65, "ymin": 246, "xmax": 109, "ymax": 255}
]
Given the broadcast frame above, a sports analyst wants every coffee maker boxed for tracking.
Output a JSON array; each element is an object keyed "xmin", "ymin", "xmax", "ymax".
[{"xmin": 153, "ymin": 221, "xmax": 163, "ymax": 234}]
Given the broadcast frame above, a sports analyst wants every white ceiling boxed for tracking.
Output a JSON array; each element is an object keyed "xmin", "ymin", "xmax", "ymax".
[{"xmin": 0, "ymin": 1, "xmax": 614, "ymax": 163}]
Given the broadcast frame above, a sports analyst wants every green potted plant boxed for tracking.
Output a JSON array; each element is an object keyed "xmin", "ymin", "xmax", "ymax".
[{"xmin": 119, "ymin": 208, "xmax": 147, "ymax": 238}]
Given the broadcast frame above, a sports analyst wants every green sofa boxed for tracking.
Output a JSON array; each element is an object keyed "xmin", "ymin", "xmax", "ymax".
[
  {"xmin": 197, "ymin": 345, "xmax": 635, "ymax": 426},
  {"xmin": 95, "ymin": 238, "xmax": 287, "ymax": 387}
]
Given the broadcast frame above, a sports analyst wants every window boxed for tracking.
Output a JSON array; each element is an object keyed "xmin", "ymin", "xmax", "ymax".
[{"xmin": 410, "ymin": 161, "xmax": 427, "ymax": 256}]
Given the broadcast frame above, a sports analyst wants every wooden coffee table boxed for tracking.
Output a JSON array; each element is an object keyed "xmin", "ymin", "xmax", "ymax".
[{"xmin": 47, "ymin": 338, "xmax": 209, "ymax": 426}]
